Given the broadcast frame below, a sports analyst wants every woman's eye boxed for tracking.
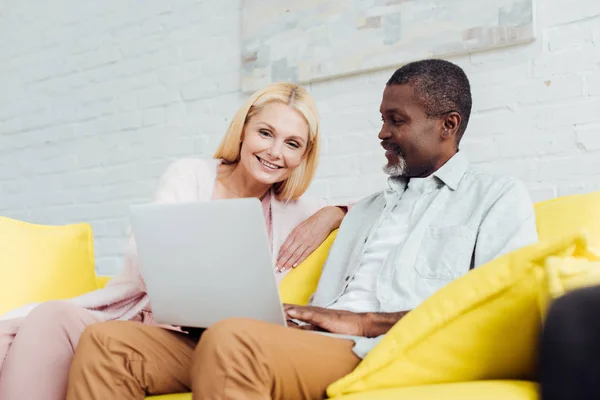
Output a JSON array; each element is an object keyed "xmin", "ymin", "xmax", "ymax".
[
  {"xmin": 287, "ymin": 141, "xmax": 299, "ymax": 149},
  {"xmin": 259, "ymin": 130, "xmax": 271, "ymax": 137}
]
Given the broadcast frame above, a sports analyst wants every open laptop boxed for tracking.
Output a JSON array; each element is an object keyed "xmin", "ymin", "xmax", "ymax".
[{"xmin": 129, "ymin": 198, "xmax": 287, "ymax": 328}]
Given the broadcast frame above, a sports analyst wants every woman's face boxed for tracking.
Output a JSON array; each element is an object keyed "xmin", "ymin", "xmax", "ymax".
[{"xmin": 239, "ymin": 102, "xmax": 310, "ymax": 186}]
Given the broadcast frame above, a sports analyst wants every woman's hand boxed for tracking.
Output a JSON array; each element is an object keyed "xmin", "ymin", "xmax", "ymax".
[{"xmin": 276, "ymin": 206, "xmax": 346, "ymax": 272}]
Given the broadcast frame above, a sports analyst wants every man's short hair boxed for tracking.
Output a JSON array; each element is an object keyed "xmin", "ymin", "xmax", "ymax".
[{"xmin": 387, "ymin": 59, "xmax": 472, "ymax": 144}]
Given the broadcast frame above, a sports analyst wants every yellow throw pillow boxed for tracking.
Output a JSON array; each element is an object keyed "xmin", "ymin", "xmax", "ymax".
[
  {"xmin": 535, "ymin": 191, "xmax": 600, "ymax": 248},
  {"xmin": 539, "ymin": 254, "xmax": 600, "ymax": 318},
  {"xmin": 0, "ymin": 216, "xmax": 97, "ymax": 315},
  {"xmin": 279, "ymin": 230, "xmax": 338, "ymax": 305},
  {"xmin": 327, "ymin": 234, "xmax": 595, "ymax": 397}
]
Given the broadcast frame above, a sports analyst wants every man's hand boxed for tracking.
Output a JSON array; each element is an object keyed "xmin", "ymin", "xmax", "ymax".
[
  {"xmin": 285, "ymin": 305, "xmax": 410, "ymax": 338},
  {"xmin": 284, "ymin": 305, "xmax": 368, "ymax": 336}
]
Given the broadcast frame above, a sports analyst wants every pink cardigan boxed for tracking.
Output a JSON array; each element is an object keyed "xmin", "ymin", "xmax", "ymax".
[{"xmin": 0, "ymin": 158, "xmax": 327, "ymax": 368}]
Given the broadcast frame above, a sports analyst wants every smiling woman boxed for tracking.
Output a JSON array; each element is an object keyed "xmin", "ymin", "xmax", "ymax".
[
  {"xmin": 216, "ymin": 101, "xmax": 314, "ymax": 201},
  {"xmin": 214, "ymin": 82, "xmax": 320, "ymax": 202},
  {"xmin": 0, "ymin": 82, "xmax": 348, "ymax": 400}
]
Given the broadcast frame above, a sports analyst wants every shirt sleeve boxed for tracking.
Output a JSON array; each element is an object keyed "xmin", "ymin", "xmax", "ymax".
[{"xmin": 473, "ymin": 180, "xmax": 539, "ymax": 267}]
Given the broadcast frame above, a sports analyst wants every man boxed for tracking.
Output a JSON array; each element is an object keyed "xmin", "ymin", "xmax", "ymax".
[{"xmin": 66, "ymin": 59, "xmax": 538, "ymax": 400}]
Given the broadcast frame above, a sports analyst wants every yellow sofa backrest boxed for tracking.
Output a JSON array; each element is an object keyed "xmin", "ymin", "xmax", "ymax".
[
  {"xmin": 534, "ymin": 191, "xmax": 600, "ymax": 248},
  {"xmin": 97, "ymin": 191, "xmax": 600, "ymax": 304}
]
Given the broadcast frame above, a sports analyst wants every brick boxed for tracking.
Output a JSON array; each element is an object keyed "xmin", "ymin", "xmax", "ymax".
[
  {"xmin": 493, "ymin": 129, "xmax": 578, "ymax": 159},
  {"xmin": 181, "ymin": 41, "xmax": 207, "ymax": 62},
  {"xmin": 70, "ymin": 46, "xmax": 121, "ymax": 71},
  {"xmin": 303, "ymin": 179, "xmax": 330, "ymax": 199},
  {"xmin": 460, "ymin": 139, "xmax": 498, "ymax": 163},
  {"xmin": 112, "ymin": 23, "xmax": 142, "ymax": 40},
  {"xmin": 60, "ymin": 169, "xmax": 104, "ymax": 189},
  {"xmin": 541, "ymin": 0, "xmax": 600, "ymax": 26},
  {"xmin": 165, "ymin": 136, "xmax": 195, "ymax": 157},
  {"xmin": 545, "ymin": 23, "xmax": 589, "ymax": 52},
  {"xmin": 512, "ymin": 75, "xmax": 584, "ymax": 104},
  {"xmin": 137, "ymin": 87, "xmax": 180, "ymax": 109},
  {"xmin": 202, "ymin": 52, "xmax": 240, "ymax": 75},
  {"xmin": 586, "ymin": 70, "xmax": 600, "ymax": 96},
  {"xmin": 124, "ymin": 73, "xmax": 161, "ymax": 91},
  {"xmin": 140, "ymin": 15, "xmax": 170, "ymax": 37},
  {"xmin": 317, "ymin": 155, "xmax": 359, "ymax": 178},
  {"xmin": 575, "ymin": 125, "xmax": 600, "ymax": 150},
  {"xmin": 95, "ymin": 257, "xmax": 122, "ymax": 276},
  {"xmin": 75, "ymin": 115, "xmax": 118, "ymax": 136},
  {"xmin": 326, "ymin": 134, "xmax": 376, "ymax": 156},
  {"xmin": 102, "ymin": 219, "xmax": 128, "ymax": 237},
  {"xmin": 72, "ymin": 35, "xmax": 106, "ymax": 54},
  {"xmin": 158, "ymin": 65, "xmax": 185, "ymax": 86},
  {"xmin": 472, "ymin": 84, "xmax": 514, "ymax": 112},
  {"xmin": 142, "ymin": 47, "xmax": 179, "ymax": 71},
  {"xmin": 76, "ymin": 101, "xmax": 118, "ymax": 121},
  {"xmin": 215, "ymin": 70, "xmax": 241, "ymax": 93},
  {"xmin": 329, "ymin": 175, "xmax": 387, "ymax": 200},
  {"xmin": 468, "ymin": 108, "xmax": 537, "ymax": 137},
  {"xmin": 537, "ymin": 98, "xmax": 600, "ymax": 129},
  {"xmin": 165, "ymin": 103, "xmax": 186, "ymax": 125},
  {"xmin": 181, "ymin": 77, "xmax": 219, "ymax": 100},
  {"xmin": 95, "ymin": 237, "xmax": 127, "ymax": 256},
  {"xmin": 557, "ymin": 179, "xmax": 600, "ymax": 197},
  {"xmin": 182, "ymin": 60, "xmax": 204, "ymax": 82},
  {"xmin": 193, "ymin": 136, "xmax": 211, "ymax": 155},
  {"xmin": 536, "ymin": 153, "xmax": 600, "ymax": 181},
  {"xmin": 119, "ymin": 111, "xmax": 142, "ymax": 130},
  {"xmin": 1, "ymin": 179, "xmax": 29, "ymax": 194},
  {"xmin": 469, "ymin": 41, "xmax": 533, "ymax": 68},
  {"xmin": 533, "ymin": 45, "xmax": 600, "ymax": 77},
  {"xmin": 527, "ymin": 185, "xmax": 557, "ymax": 203},
  {"xmin": 44, "ymin": 156, "xmax": 78, "ymax": 174},
  {"xmin": 116, "ymin": 93, "xmax": 138, "ymax": 112},
  {"xmin": 79, "ymin": 82, "xmax": 118, "ymax": 105},
  {"xmin": 183, "ymin": 108, "xmax": 228, "ymax": 133},
  {"xmin": 137, "ymin": 0, "xmax": 171, "ymax": 19},
  {"xmin": 142, "ymin": 107, "xmax": 166, "ymax": 126},
  {"xmin": 121, "ymin": 35, "xmax": 163, "ymax": 57},
  {"xmin": 358, "ymin": 153, "xmax": 394, "ymax": 175}
]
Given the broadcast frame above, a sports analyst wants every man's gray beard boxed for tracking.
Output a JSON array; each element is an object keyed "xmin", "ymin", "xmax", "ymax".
[{"xmin": 383, "ymin": 157, "xmax": 408, "ymax": 177}]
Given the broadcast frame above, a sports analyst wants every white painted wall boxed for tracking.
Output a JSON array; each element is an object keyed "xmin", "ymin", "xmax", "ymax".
[{"xmin": 0, "ymin": 0, "xmax": 599, "ymax": 275}]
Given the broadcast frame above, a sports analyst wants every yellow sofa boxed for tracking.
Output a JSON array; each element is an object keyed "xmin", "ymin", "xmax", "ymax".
[{"xmin": 5, "ymin": 191, "xmax": 600, "ymax": 399}]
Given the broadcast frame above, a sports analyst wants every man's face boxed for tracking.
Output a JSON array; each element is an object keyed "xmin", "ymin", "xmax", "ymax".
[{"xmin": 378, "ymin": 84, "xmax": 445, "ymax": 178}]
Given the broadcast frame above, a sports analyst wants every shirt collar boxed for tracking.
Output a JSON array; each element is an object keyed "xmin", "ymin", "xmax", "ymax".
[
  {"xmin": 385, "ymin": 151, "xmax": 469, "ymax": 194},
  {"xmin": 431, "ymin": 151, "xmax": 469, "ymax": 191}
]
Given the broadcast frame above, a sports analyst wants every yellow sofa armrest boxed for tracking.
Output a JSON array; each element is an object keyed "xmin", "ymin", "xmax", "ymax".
[{"xmin": 279, "ymin": 230, "xmax": 338, "ymax": 305}]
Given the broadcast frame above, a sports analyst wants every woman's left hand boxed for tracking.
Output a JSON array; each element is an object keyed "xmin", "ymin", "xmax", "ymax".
[{"xmin": 276, "ymin": 206, "xmax": 346, "ymax": 272}]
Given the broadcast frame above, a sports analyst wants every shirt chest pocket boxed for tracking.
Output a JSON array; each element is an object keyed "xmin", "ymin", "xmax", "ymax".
[{"xmin": 414, "ymin": 226, "xmax": 476, "ymax": 281}]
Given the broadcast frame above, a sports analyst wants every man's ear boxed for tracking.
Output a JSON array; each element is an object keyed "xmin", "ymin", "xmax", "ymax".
[{"xmin": 442, "ymin": 112, "xmax": 461, "ymax": 139}]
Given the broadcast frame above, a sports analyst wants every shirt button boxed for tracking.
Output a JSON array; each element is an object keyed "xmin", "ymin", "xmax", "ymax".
[
  {"xmin": 363, "ymin": 237, "xmax": 368, "ymax": 243},
  {"xmin": 345, "ymin": 276, "xmax": 350, "ymax": 282}
]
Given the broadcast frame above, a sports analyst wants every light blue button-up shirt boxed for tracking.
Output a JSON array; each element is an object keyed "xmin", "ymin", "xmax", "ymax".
[{"xmin": 310, "ymin": 152, "xmax": 539, "ymax": 358}]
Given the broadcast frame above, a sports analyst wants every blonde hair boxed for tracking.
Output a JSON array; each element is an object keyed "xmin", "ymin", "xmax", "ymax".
[{"xmin": 213, "ymin": 82, "xmax": 320, "ymax": 201}]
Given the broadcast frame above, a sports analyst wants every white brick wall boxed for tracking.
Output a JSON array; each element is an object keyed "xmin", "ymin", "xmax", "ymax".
[{"xmin": 1, "ymin": 0, "xmax": 599, "ymax": 275}]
